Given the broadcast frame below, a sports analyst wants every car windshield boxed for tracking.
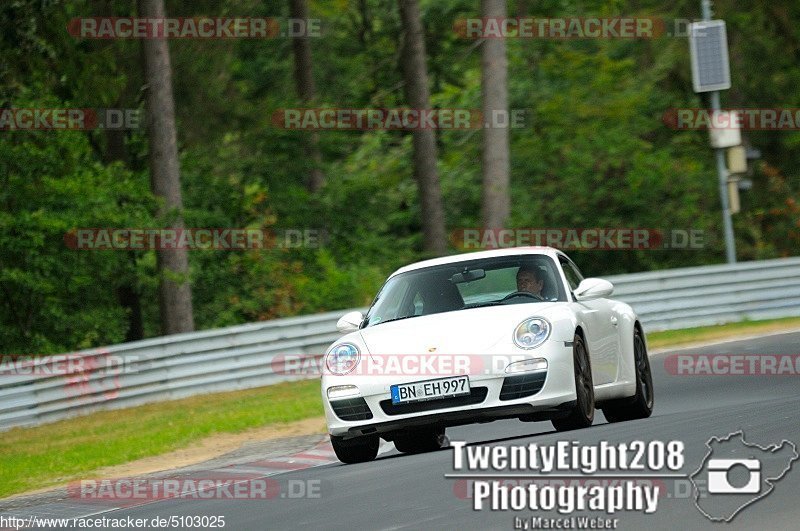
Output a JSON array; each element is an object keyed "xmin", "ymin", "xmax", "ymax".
[{"xmin": 362, "ymin": 255, "xmax": 567, "ymax": 327}]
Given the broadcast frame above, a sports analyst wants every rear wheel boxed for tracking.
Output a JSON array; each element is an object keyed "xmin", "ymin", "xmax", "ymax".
[
  {"xmin": 552, "ymin": 334, "xmax": 594, "ymax": 432},
  {"xmin": 393, "ymin": 427, "xmax": 447, "ymax": 454},
  {"xmin": 330, "ymin": 434, "xmax": 379, "ymax": 464},
  {"xmin": 602, "ymin": 329, "xmax": 654, "ymax": 422}
]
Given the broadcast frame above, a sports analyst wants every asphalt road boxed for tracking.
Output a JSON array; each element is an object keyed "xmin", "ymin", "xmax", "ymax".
[{"xmin": 72, "ymin": 332, "xmax": 800, "ymax": 530}]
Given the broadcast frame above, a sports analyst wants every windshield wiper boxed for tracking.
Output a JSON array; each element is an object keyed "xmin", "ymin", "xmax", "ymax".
[
  {"xmin": 467, "ymin": 301, "xmax": 503, "ymax": 309},
  {"xmin": 374, "ymin": 315, "xmax": 421, "ymax": 326}
]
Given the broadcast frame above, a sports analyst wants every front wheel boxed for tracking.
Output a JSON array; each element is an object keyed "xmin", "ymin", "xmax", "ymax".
[
  {"xmin": 602, "ymin": 329, "xmax": 654, "ymax": 422},
  {"xmin": 552, "ymin": 334, "xmax": 594, "ymax": 432},
  {"xmin": 330, "ymin": 434, "xmax": 379, "ymax": 464}
]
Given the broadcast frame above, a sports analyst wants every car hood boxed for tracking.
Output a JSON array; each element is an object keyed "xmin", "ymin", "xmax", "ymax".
[{"xmin": 357, "ymin": 303, "xmax": 561, "ymax": 355}]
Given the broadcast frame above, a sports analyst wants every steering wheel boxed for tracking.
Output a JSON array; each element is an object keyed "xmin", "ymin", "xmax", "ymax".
[{"xmin": 500, "ymin": 291, "xmax": 544, "ymax": 302}]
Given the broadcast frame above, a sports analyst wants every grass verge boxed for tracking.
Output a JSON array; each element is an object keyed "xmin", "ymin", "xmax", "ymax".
[
  {"xmin": 0, "ymin": 379, "xmax": 322, "ymax": 499},
  {"xmin": 646, "ymin": 316, "xmax": 800, "ymax": 349},
  {"xmin": 3, "ymin": 316, "xmax": 800, "ymax": 499}
]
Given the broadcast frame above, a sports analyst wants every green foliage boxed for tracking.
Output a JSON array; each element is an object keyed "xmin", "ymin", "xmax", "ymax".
[
  {"xmin": 1, "ymin": 0, "xmax": 798, "ymax": 353},
  {"xmin": 0, "ymin": 93, "xmax": 155, "ymax": 352}
]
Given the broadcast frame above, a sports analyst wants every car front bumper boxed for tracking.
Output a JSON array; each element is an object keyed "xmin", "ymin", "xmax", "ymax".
[{"xmin": 322, "ymin": 340, "xmax": 576, "ymax": 440}]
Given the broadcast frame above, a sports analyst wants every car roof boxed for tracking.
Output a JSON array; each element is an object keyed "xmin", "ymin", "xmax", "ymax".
[{"xmin": 389, "ymin": 247, "xmax": 566, "ymax": 278}]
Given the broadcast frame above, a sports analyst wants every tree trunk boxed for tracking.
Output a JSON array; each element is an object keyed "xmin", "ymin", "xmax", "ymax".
[
  {"xmin": 290, "ymin": 0, "xmax": 324, "ymax": 192},
  {"xmin": 398, "ymin": 0, "xmax": 447, "ymax": 255},
  {"xmin": 138, "ymin": 0, "xmax": 194, "ymax": 335},
  {"xmin": 481, "ymin": 0, "xmax": 511, "ymax": 229}
]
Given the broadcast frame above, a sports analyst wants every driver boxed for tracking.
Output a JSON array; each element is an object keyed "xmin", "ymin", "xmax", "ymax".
[{"xmin": 516, "ymin": 264, "xmax": 544, "ymax": 299}]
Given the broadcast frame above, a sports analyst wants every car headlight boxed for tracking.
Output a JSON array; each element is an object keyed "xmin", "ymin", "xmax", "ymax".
[
  {"xmin": 513, "ymin": 317, "xmax": 551, "ymax": 349},
  {"xmin": 325, "ymin": 343, "xmax": 360, "ymax": 375}
]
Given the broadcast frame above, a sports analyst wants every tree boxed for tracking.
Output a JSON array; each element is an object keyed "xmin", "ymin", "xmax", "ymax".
[
  {"xmin": 137, "ymin": 0, "xmax": 194, "ymax": 334},
  {"xmin": 290, "ymin": 0, "xmax": 325, "ymax": 192},
  {"xmin": 398, "ymin": 0, "xmax": 447, "ymax": 255},
  {"xmin": 480, "ymin": 0, "xmax": 510, "ymax": 229}
]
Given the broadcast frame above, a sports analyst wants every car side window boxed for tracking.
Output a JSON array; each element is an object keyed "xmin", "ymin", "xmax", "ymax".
[
  {"xmin": 560, "ymin": 258, "xmax": 584, "ymax": 292},
  {"xmin": 412, "ymin": 292, "xmax": 423, "ymax": 315}
]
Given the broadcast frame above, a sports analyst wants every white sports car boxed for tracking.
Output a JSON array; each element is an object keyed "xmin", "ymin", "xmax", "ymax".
[{"xmin": 321, "ymin": 247, "xmax": 654, "ymax": 463}]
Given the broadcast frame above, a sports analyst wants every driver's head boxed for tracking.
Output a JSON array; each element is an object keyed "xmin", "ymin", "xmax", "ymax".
[{"xmin": 516, "ymin": 265, "xmax": 544, "ymax": 296}]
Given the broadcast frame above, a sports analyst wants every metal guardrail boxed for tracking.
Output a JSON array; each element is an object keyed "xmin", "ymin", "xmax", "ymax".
[
  {"xmin": 0, "ymin": 310, "xmax": 364, "ymax": 431},
  {"xmin": 605, "ymin": 256, "xmax": 800, "ymax": 331},
  {"xmin": 2, "ymin": 257, "xmax": 800, "ymax": 431}
]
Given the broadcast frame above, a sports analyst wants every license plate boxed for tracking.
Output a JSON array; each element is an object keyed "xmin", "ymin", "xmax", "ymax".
[{"xmin": 390, "ymin": 376, "xmax": 470, "ymax": 405}]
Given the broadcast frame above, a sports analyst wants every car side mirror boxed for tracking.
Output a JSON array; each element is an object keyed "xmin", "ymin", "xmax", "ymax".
[
  {"xmin": 573, "ymin": 278, "xmax": 614, "ymax": 301},
  {"xmin": 336, "ymin": 311, "xmax": 364, "ymax": 333}
]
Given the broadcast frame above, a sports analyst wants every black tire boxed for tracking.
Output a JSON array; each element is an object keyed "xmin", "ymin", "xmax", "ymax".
[
  {"xmin": 393, "ymin": 427, "xmax": 446, "ymax": 454},
  {"xmin": 330, "ymin": 434, "xmax": 379, "ymax": 464},
  {"xmin": 552, "ymin": 334, "xmax": 595, "ymax": 432},
  {"xmin": 602, "ymin": 328, "xmax": 654, "ymax": 423}
]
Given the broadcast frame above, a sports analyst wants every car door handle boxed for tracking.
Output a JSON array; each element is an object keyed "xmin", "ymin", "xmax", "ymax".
[{"xmin": 610, "ymin": 316, "xmax": 618, "ymax": 326}]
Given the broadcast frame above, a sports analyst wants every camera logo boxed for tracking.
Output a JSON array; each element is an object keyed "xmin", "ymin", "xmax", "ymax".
[
  {"xmin": 707, "ymin": 459, "xmax": 760, "ymax": 494},
  {"xmin": 690, "ymin": 431, "xmax": 797, "ymax": 522}
]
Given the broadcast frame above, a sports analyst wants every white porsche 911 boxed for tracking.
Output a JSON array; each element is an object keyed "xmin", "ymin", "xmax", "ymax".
[{"xmin": 321, "ymin": 247, "xmax": 654, "ymax": 463}]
